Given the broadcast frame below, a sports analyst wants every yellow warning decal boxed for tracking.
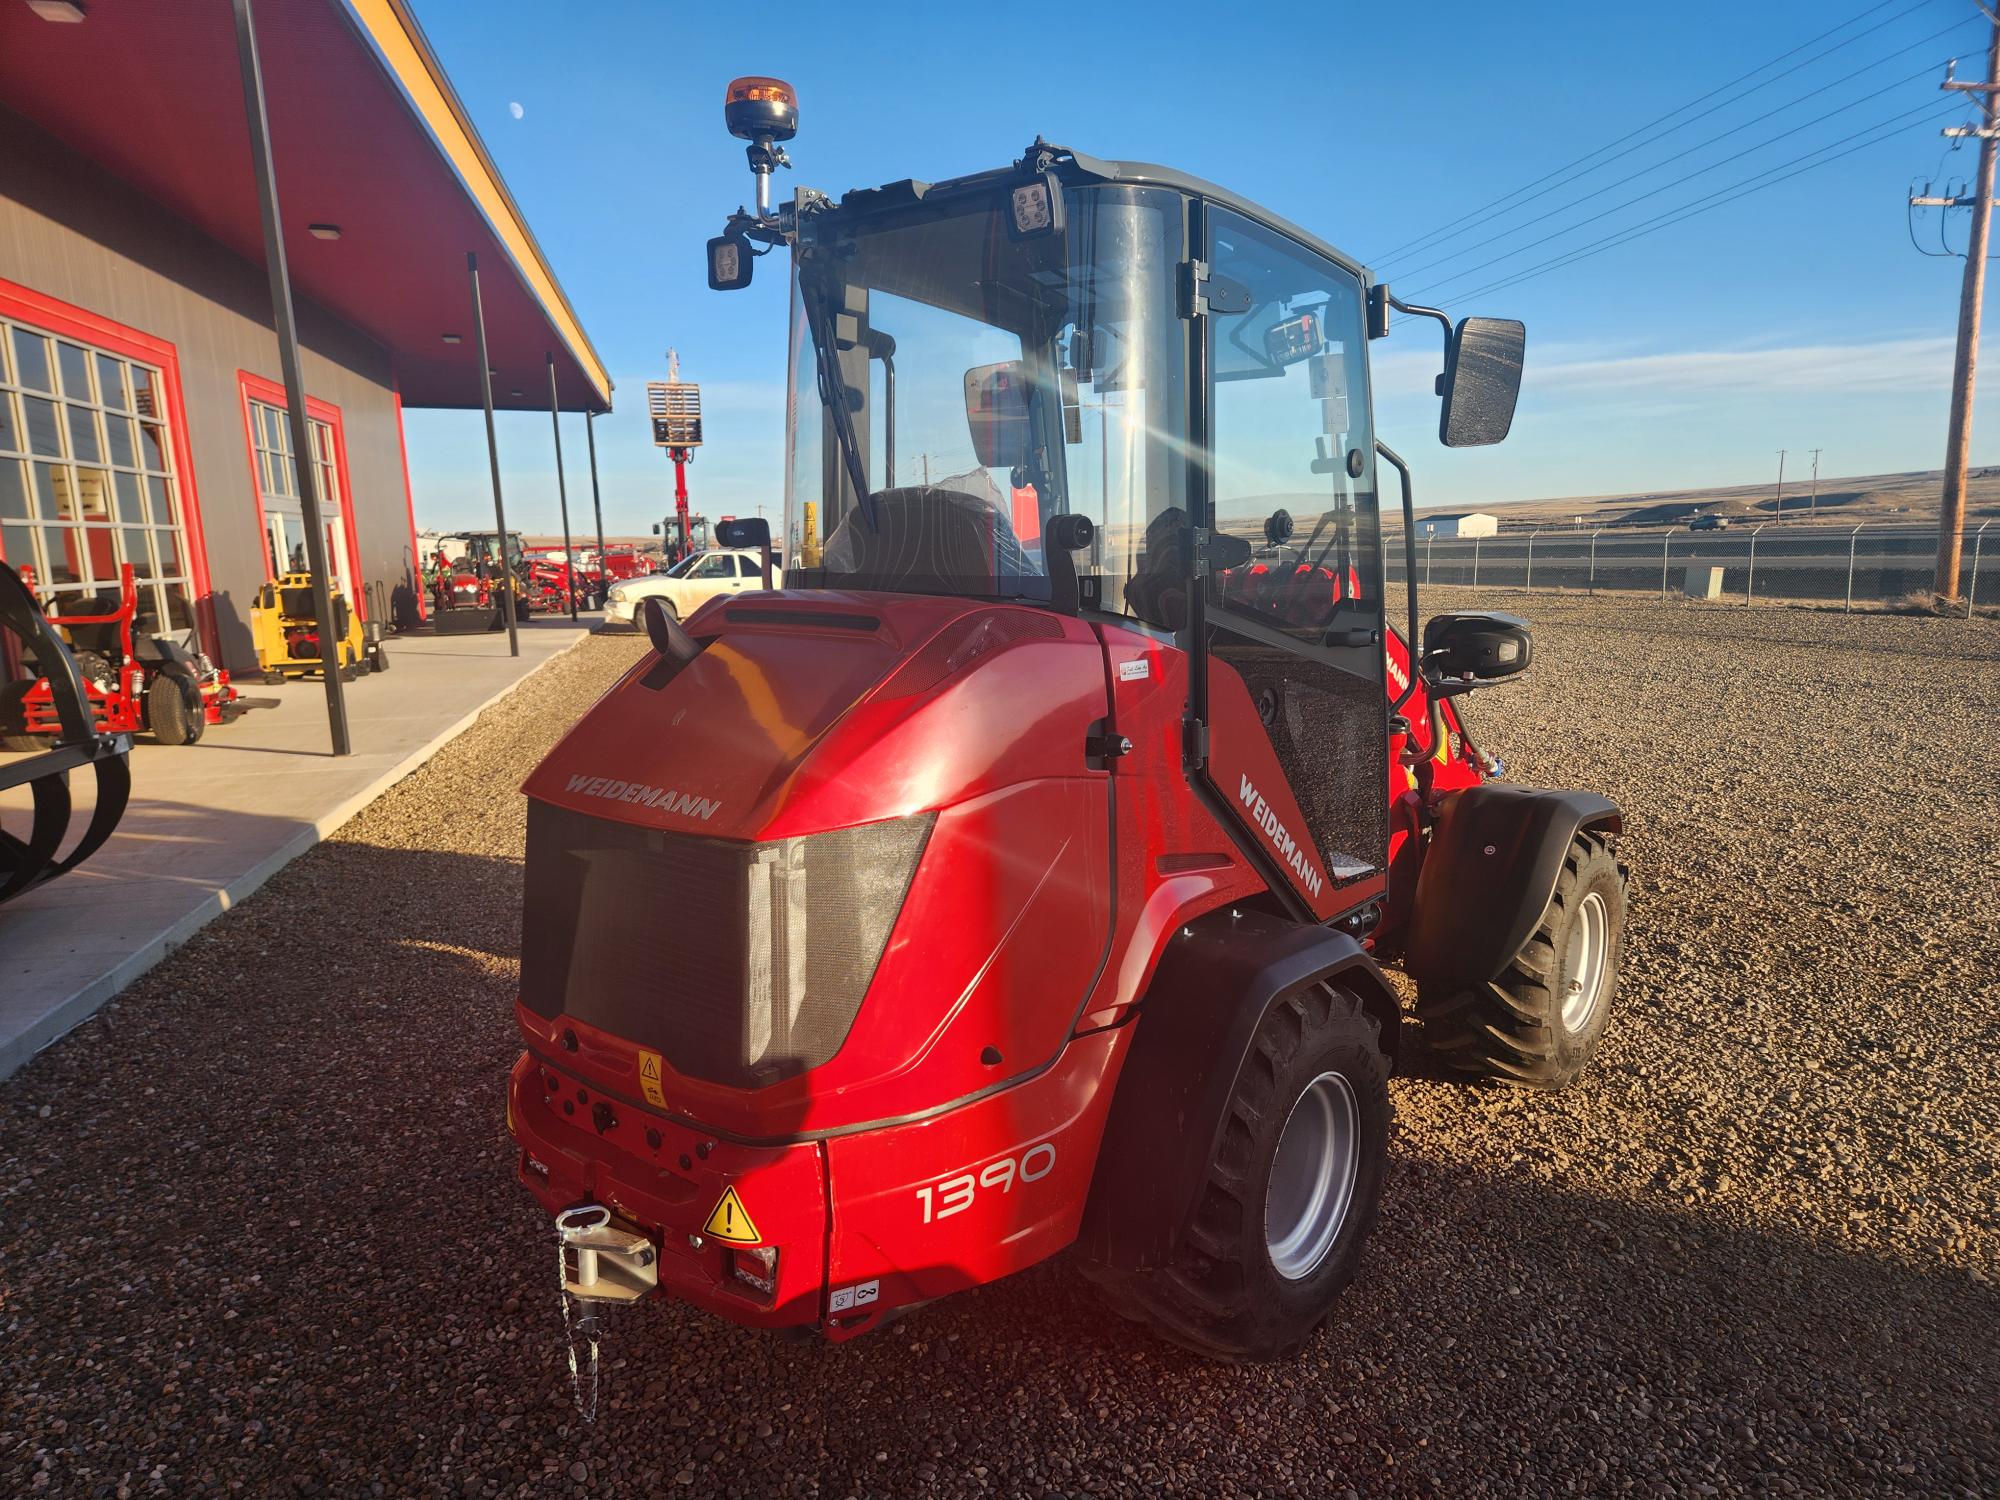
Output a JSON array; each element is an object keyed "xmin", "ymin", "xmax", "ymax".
[
  {"xmin": 703, "ymin": 1186, "xmax": 761, "ymax": 1244},
  {"xmin": 637, "ymin": 1049, "xmax": 667, "ymax": 1107}
]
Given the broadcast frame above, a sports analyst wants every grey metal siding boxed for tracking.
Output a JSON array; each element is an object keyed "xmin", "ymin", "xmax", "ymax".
[{"xmin": 0, "ymin": 106, "xmax": 419, "ymax": 671}]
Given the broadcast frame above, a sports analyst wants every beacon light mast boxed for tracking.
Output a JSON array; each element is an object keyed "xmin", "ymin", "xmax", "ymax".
[{"xmin": 646, "ymin": 351, "xmax": 703, "ymax": 564}]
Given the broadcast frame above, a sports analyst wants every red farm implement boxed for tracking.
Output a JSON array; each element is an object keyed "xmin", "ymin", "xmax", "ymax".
[
  {"xmin": 0, "ymin": 564, "xmax": 236, "ymax": 749},
  {"xmin": 0, "ymin": 560, "xmax": 131, "ymax": 907}
]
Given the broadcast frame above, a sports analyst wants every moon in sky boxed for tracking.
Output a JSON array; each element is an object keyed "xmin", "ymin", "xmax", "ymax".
[{"xmin": 508, "ymin": 101, "xmax": 525, "ymax": 120}]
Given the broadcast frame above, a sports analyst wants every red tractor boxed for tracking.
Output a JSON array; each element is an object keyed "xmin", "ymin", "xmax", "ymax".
[
  {"xmin": 0, "ymin": 563, "xmax": 236, "ymax": 748},
  {"xmin": 507, "ymin": 85, "xmax": 1626, "ymax": 1367}
]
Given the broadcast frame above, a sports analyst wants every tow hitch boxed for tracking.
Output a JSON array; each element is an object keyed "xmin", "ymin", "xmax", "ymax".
[
  {"xmin": 552, "ymin": 1204, "xmax": 658, "ymax": 1424},
  {"xmin": 557, "ymin": 1203, "xmax": 659, "ymax": 1302}
]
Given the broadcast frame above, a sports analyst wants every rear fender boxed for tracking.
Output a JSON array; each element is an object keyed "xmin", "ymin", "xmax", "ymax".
[
  {"xmin": 1074, "ymin": 909, "xmax": 1399, "ymax": 1273},
  {"xmin": 1402, "ymin": 785, "xmax": 1621, "ymax": 991}
]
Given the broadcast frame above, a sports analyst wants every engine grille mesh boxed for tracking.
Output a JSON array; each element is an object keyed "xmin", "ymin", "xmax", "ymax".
[{"xmin": 520, "ymin": 802, "xmax": 933, "ymax": 1088}]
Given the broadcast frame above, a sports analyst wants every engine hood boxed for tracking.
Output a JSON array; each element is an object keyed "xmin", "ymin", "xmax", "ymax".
[{"xmin": 522, "ymin": 590, "xmax": 1107, "ymax": 841}]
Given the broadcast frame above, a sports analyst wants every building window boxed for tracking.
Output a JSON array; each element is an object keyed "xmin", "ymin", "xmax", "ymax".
[
  {"xmin": 0, "ymin": 317, "xmax": 196, "ymax": 636},
  {"xmin": 245, "ymin": 396, "xmax": 358, "ymax": 605}
]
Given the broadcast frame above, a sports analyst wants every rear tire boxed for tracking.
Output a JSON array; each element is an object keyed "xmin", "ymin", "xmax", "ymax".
[
  {"xmin": 145, "ymin": 671, "xmax": 204, "ymax": 746},
  {"xmin": 1087, "ymin": 983, "xmax": 1390, "ymax": 1361},
  {"xmin": 1416, "ymin": 831, "xmax": 1625, "ymax": 1089}
]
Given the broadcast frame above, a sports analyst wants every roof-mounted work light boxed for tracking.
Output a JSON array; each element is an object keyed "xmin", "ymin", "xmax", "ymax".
[
  {"xmin": 725, "ymin": 75, "xmax": 797, "ymax": 220},
  {"xmin": 1007, "ymin": 171, "xmax": 1064, "ymax": 241}
]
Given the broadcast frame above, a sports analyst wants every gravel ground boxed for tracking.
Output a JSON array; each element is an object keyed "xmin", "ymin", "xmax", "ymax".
[{"xmin": 3, "ymin": 602, "xmax": 1997, "ymax": 1498}]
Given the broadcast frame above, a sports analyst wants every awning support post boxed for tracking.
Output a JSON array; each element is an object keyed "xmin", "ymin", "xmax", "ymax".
[
  {"xmin": 468, "ymin": 252, "xmax": 520, "ymax": 656},
  {"xmin": 548, "ymin": 354, "xmax": 577, "ymax": 621},
  {"xmin": 232, "ymin": 0, "xmax": 350, "ymax": 756},
  {"xmin": 586, "ymin": 411, "xmax": 608, "ymax": 609}
]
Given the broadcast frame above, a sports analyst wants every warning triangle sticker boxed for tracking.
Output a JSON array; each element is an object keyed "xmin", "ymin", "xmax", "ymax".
[
  {"xmin": 637, "ymin": 1050, "xmax": 666, "ymax": 1107},
  {"xmin": 703, "ymin": 1186, "xmax": 761, "ymax": 1245}
]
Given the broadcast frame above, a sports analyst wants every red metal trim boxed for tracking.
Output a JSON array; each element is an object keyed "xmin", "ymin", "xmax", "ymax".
[
  {"xmin": 235, "ymin": 369, "xmax": 368, "ymax": 621},
  {"xmin": 0, "ymin": 275, "xmax": 220, "ymax": 659},
  {"xmin": 391, "ymin": 382, "xmax": 425, "ymax": 619}
]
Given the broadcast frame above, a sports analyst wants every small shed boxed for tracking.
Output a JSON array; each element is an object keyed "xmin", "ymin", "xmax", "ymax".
[{"xmin": 1418, "ymin": 511, "xmax": 1499, "ymax": 539}]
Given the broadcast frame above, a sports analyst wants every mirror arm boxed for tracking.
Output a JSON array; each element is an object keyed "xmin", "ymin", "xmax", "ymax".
[
  {"xmin": 1386, "ymin": 293, "xmax": 1454, "ymax": 359},
  {"xmin": 1375, "ymin": 440, "xmax": 1421, "ymax": 715}
]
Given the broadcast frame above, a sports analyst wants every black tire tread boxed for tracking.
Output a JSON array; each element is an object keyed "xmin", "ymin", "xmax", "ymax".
[
  {"xmin": 1416, "ymin": 831, "xmax": 1624, "ymax": 1089},
  {"xmin": 1087, "ymin": 985, "xmax": 1385, "ymax": 1362}
]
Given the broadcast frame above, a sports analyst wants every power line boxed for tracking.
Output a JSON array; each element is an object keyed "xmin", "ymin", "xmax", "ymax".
[
  {"xmin": 1371, "ymin": 0, "xmax": 1942, "ymax": 268},
  {"xmin": 1409, "ymin": 61, "xmax": 1958, "ymax": 296},
  {"xmin": 1395, "ymin": 31, "xmax": 1974, "ymax": 286},
  {"xmin": 1442, "ymin": 99, "xmax": 1959, "ymax": 305},
  {"xmin": 1438, "ymin": 97, "xmax": 1962, "ymax": 306}
]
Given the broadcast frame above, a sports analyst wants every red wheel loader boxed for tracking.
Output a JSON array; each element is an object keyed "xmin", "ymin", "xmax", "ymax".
[{"xmin": 508, "ymin": 80, "xmax": 1627, "ymax": 1365}]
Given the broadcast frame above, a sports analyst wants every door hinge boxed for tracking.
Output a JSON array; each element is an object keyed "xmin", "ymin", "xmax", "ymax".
[
  {"xmin": 1190, "ymin": 527, "xmax": 1211, "ymax": 578},
  {"xmin": 1180, "ymin": 259, "xmax": 1211, "ymax": 319},
  {"xmin": 1182, "ymin": 716, "xmax": 1209, "ymax": 766},
  {"xmin": 1180, "ymin": 259, "xmax": 1250, "ymax": 319}
]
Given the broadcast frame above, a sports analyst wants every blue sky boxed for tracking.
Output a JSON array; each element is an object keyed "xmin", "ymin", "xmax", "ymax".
[{"xmin": 400, "ymin": 0, "xmax": 2000, "ymax": 534}]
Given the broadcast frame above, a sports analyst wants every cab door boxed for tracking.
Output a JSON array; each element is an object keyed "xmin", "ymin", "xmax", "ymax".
[{"xmin": 1194, "ymin": 207, "xmax": 1388, "ymax": 922}]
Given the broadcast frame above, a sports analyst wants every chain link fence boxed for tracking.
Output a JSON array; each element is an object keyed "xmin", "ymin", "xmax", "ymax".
[{"xmin": 1389, "ymin": 520, "xmax": 1997, "ymax": 615}]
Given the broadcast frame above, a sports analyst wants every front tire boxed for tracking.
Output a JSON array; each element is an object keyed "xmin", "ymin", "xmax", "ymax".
[
  {"xmin": 1091, "ymin": 983, "xmax": 1390, "ymax": 1361},
  {"xmin": 1416, "ymin": 831, "xmax": 1626, "ymax": 1089},
  {"xmin": 145, "ymin": 671, "xmax": 204, "ymax": 746}
]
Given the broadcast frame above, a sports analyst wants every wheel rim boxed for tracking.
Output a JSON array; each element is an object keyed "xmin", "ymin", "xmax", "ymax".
[
  {"xmin": 1561, "ymin": 891, "xmax": 1611, "ymax": 1033},
  {"xmin": 1264, "ymin": 1070, "xmax": 1360, "ymax": 1281}
]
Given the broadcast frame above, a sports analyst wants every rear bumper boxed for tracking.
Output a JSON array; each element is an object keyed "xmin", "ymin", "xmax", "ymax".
[
  {"xmin": 509, "ymin": 1024, "xmax": 1126, "ymax": 1341},
  {"xmin": 510, "ymin": 1053, "xmax": 827, "ymax": 1329}
]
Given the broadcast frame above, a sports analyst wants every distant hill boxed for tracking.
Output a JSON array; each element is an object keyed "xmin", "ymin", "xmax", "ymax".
[{"xmin": 1419, "ymin": 469, "xmax": 2000, "ymax": 530}]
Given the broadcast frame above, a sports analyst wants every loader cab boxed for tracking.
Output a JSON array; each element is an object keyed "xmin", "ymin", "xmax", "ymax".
[{"xmin": 742, "ymin": 145, "xmax": 1503, "ymax": 922}]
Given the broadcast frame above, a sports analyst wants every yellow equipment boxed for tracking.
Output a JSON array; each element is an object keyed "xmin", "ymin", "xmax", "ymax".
[{"xmin": 250, "ymin": 573, "xmax": 385, "ymax": 684}]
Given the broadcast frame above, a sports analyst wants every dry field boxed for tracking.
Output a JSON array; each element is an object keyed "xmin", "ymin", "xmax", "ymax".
[{"xmin": 2, "ymin": 602, "xmax": 1996, "ymax": 1497}]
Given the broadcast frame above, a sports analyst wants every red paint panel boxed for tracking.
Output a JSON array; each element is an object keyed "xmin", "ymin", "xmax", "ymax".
[{"xmin": 821, "ymin": 1028, "xmax": 1125, "ymax": 1334}]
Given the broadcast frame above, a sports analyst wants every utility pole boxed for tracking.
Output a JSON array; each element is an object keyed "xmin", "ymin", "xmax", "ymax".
[
  {"xmin": 1809, "ymin": 448, "xmax": 1822, "ymax": 518},
  {"xmin": 1774, "ymin": 449, "xmax": 1786, "ymax": 520},
  {"xmin": 1935, "ymin": 9, "xmax": 2000, "ymax": 603}
]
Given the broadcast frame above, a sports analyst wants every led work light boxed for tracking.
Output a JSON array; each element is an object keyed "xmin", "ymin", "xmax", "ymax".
[
  {"xmin": 708, "ymin": 233, "xmax": 752, "ymax": 291},
  {"xmin": 1007, "ymin": 172, "xmax": 1065, "ymax": 240}
]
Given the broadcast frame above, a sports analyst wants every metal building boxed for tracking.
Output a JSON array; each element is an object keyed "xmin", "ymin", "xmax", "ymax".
[{"xmin": 0, "ymin": 0, "xmax": 610, "ymax": 674}]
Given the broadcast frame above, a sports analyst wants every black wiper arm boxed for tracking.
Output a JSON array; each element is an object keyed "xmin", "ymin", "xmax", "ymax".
[{"xmin": 798, "ymin": 270, "xmax": 876, "ymax": 530}]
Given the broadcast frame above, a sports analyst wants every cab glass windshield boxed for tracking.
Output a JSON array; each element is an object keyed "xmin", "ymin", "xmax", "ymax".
[{"xmin": 784, "ymin": 184, "xmax": 1187, "ymax": 619}]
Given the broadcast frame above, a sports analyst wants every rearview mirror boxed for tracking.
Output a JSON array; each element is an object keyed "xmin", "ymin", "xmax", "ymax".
[
  {"xmin": 714, "ymin": 517, "xmax": 768, "ymax": 550},
  {"xmin": 964, "ymin": 361, "xmax": 1032, "ymax": 469},
  {"xmin": 1423, "ymin": 610, "xmax": 1532, "ymax": 685},
  {"xmin": 1439, "ymin": 317, "xmax": 1525, "ymax": 448}
]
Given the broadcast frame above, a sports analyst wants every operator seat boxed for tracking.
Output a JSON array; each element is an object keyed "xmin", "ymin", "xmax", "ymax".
[{"xmin": 821, "ymin": 485, "xmax": 1037, "ymax": 591}]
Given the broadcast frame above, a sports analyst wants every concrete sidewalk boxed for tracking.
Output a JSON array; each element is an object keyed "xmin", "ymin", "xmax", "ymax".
[{"xmin": 0, "ymin": 616, "xmax": 590, "ymax": 1080}]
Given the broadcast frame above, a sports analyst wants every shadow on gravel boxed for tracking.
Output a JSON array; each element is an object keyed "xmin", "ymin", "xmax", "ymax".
[{"xmin": 1, "ymin": 830, "xmax": 1992, "ymax": 1499}]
